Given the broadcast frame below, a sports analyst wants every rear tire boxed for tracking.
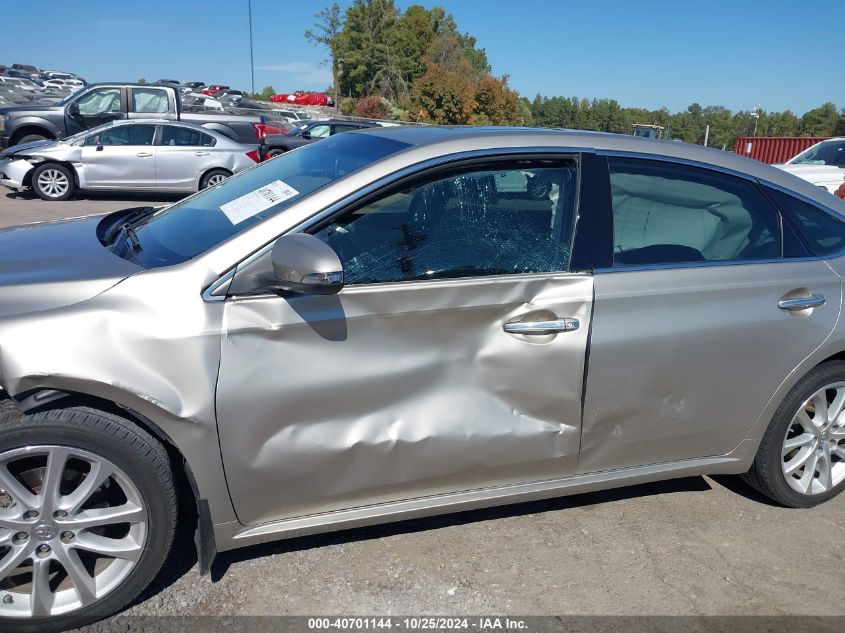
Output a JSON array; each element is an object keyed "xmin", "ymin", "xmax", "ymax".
[
  {"xmin": 200, "ymin": 169, "xmax": 230, "ymax": 190},
  {"xmin": 0, "ymin": 407, "xmax": 177, "ymax": 631},
  {"xmin": 743, "ymin": 361, "xmax": 845, "ymax": 507},
  {"xmin": 30, "ymin": 163, "xmax": 75, "ymax": 201}
]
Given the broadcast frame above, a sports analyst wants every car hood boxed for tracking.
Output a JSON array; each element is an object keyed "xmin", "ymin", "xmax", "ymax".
[
  {"xmin": 0, "ymin": 103, "xmax": 62, "ymax": 115},
  {"xmin": 0, "ymin": 215, "xmax": 142, "ymax": 318},
  {"xmin": 776, "ymin": 164, "xmax": 845, "ymax": 185},
  {"xmin": 1, "ymin": 139, "xmax": 72, "ymax": 160}
]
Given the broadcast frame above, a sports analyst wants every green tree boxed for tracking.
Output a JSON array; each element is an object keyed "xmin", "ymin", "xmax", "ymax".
[
  {"xmin": 305, "ymin": 3, "xmax": 342, "ymax": 105},
  {"xmin": 800, "ymin": 102, "xmax": 839, "ymax": 136},
  {"xmin": 411, "ymin": 62, "xmax": 476, "ymax": 124},
  {"xmin": 336, "ymin": 0, "xmax": 399, "ymax": 98}
]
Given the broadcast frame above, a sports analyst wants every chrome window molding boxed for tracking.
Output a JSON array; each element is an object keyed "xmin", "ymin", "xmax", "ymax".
[{"xmin": 594, "ymin": 255, "xmax": 822, "ymax": 275}]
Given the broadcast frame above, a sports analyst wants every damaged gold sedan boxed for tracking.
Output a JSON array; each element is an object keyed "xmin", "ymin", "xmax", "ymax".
[{"xmin": 1, "ymin": 126, "xmax": 845, "ymax": 629}]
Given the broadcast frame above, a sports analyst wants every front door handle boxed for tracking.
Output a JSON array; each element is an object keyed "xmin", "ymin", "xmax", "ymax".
[
  {"xmin": 136, "ymin": 152, "xmax": 153, "ymax": 158},
  {"xmin": 194, "ymin": 151, "xmax": 210, "ymax": 156},
  {"xmin": 778, "ymin": 294, "xmax": 826, "ymax": 311},
  {"xmin": 503, "ymin": 318, "xmax": 580, "ymax": 335}
]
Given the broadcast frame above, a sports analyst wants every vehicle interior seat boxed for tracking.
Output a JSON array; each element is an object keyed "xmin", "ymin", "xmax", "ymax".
[{"xmin": 610, "ymin": 172, "xmax": 754, "ymax": 264}]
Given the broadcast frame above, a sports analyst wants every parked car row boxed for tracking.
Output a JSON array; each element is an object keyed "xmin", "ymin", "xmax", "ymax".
[{"xmin": 0, "ymin": 64, "xmax": 87, "ymax": 107}]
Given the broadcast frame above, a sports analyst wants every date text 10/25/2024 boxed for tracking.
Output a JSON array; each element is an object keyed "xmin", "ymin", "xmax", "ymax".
[{"xmin": 308, "ymin": 617, "xmax": 528, "ymax": 630}]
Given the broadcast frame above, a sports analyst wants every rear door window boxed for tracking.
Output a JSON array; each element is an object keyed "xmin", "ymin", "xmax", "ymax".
[
  {"xmin": 132, "ymin": 88, "xmax": 169, "ymax": 113},
  {"xmin": 160, "ymin": 126, "xmax": 216, "ymax": 147},
  {"xmin": 608, "ymin": 157, "xmax": 782, "ymax": 266}
]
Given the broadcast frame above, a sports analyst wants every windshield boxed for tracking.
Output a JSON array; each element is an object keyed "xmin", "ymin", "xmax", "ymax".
[
  {"xmin": 790, "ymin": 140, "xmax": 845, "ymax": 167},
  {"xmin": 116, "ymin": 132, "xmax": 411, "ymax": 268}
]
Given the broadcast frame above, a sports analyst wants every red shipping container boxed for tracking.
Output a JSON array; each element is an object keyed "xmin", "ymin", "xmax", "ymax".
[{"xmin": 733, "ymin": 136, "xmax": 831, "ymax": 164}]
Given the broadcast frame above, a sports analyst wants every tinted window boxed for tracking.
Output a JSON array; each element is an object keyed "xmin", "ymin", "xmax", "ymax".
[
  {"xmin": 768, "ymin": 188, "xmax": 845, "ymax": 256},
  {"xmin": 312, "ymin": 160, "xmax": 579, "ymax": 284},
  {"xmin": 88, "ymin": 124, "xmax": 155, "ymax": 146},
  {"xmin": 333, "ymin": 124, "xmax": 362, "ymax": 134},
  {"xmin": 308, "ymin": 124, "xmax": 330, "ymax": 138},
  {"xmin": 160, "ymin": 126, "xmax": 216, "ymax": 147},
  {"xmin": 132, "ymin": 88, "xmax": 169, "ymax": 114},
  {"xmin": 609, "ymin": 158, "xmax": 781, "ymax": 266}
]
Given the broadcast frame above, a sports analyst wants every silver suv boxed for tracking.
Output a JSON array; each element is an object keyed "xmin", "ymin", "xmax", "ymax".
[{"xmin": 1, "ymin": 127, "xmax": 845, "ymax": 630}]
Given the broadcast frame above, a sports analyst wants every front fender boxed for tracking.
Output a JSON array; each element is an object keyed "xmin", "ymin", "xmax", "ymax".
[{"xmin": 9, "ymin": 116, "xmax": 62, "ymax": 141}]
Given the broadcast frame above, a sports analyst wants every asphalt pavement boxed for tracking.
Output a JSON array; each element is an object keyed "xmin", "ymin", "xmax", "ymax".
[{"xmin": 0, "ymin": 190, "xmax": 842, "ymax": 631}]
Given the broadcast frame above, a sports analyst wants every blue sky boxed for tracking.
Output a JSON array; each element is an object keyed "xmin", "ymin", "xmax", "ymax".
[{"xmin": 4, "ymin": 0, "xmax": 843, "ymax": 115}]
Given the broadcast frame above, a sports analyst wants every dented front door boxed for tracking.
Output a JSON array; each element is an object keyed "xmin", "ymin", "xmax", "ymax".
[{"xmin": 216, "ymin": 273, "xmax": 593, "ymax": 526}]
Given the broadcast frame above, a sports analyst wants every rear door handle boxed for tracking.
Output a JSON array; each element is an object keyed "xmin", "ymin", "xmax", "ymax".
[
  {"xmin": 194, "ymin": 151, "xmax": 210, "ymax": 156},
  {"xmin": 504, "ymin": 318, "xmax": 580, "ymax": 335},
  {"xmin": 778, "ymin": 294, "xmax": 826, "ymax": 311},
  {"xmin": 136, "ymin": 152, "xmax": 153, "ymax": 158}
]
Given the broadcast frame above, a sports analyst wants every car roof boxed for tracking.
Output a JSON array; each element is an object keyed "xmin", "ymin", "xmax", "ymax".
[
  {"xmin": 357, "ymin": 126, "xmax": 845, "ymax": 214},
  {"xmin": 98, "ymin": 119, "xmax": 230, "ymax": 135}
]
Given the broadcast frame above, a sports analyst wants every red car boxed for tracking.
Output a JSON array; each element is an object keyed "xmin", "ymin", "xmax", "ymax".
[
  {"xmin": 201, "ymin": 84, "xmax": 230, "ymax": 96},
  {"xmin": 270, "ymin": 92, "xmax": 331, "ymax": 106}
]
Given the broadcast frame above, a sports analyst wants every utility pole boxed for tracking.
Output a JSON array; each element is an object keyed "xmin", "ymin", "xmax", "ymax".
[
  {"xmin": 751, "ymin": 104, "xmax": 761, "ymax": 137},
  {"xmin": 704, "ymin": 124, "xmax": 710, "ymax": 147},
  {"xmin": 248, "ymin": 0, "xmax": 256, "ymax": 95}
]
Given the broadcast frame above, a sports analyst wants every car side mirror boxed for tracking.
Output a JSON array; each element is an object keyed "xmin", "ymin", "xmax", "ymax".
[
  {"xmin": 68, "ymin": 102, "xmax": 80, "ymax": 117},
  {"xmin": 300, "ymin": 131, "xmax": 311, "ymax": 140},
  {"xmin": 270, "ymin": 233, "xmax": 344, "ymax": 295}
]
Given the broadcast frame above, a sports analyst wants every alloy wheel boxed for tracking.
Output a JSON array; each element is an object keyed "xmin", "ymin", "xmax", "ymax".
[
  {"xmin": 0, "ymin": 446, "xmax": 147, "ymax": 617},
  {"xmin": 207, "ymin": 173, "xmax": 227, "ymax": 187},
  {"xmin": 782, "ymin": 383, "xmax": 845, "ymax": 495},
  {"xmin": 36, "ymin": 170, "xmax": 70, "ymax": 199}
]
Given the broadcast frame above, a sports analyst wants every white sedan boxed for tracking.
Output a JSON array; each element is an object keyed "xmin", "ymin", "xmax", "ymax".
[{"xmin": 0, "ymin": 119, "xmax": 262, "ymax": 201}]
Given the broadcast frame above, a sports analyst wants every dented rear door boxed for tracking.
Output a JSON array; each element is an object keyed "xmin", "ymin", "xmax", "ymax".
[{"xmin": 216, "ymin": 154, "xmax": 594, "ymax": 526}]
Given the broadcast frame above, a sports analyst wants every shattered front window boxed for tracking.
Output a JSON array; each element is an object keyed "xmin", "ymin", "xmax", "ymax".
[{"xmin": 313, "ymin": 159, "xmax": 579, "ymax": 284}]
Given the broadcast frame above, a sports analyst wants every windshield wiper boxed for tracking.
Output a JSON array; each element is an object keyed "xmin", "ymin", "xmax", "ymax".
[{"xmin": 105, "ymin": 206, "xmax": 156, "ymax": 245}]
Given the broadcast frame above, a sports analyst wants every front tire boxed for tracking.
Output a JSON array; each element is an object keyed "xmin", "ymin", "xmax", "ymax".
[
  {"xmin": 30, "ymin": 163, "xmax": 75, "ymax": 201},
  {"xmin": 0, "ymin": 408, "xmax": 177, "ymax": 631},
  {"xmin": 16, "ymin": 134, "xmax": 49, "ymax": 144},
  {"xmin": 743, "ymin": 361, "xmax": 845, "ymax": 507}
]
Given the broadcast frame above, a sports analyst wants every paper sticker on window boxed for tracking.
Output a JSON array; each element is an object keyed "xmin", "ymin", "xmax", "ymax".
[{"xmin": 220, "ymin": 180, "xmax": 299, "ymax": 224}]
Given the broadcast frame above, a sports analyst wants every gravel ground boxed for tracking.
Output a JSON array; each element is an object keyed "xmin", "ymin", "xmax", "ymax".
[{"xmin": 0, "ymin": 192, "xmax": 842, "ymax": 632}]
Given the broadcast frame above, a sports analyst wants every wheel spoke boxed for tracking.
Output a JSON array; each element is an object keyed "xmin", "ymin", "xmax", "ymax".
[
  {"xmin": 30, "ymin": 557, "xmax": 53, "ymax": 617},
  {"xmin": 61, "ymin": 460, "xmax": 112, "ymax": 515},
  {"xmin": 0, "ymin": 464, "xmax": 39, "ymax": 510},
  {"xmin": 74, "ymin": 532, "xmax": 143, "ymax": 562},
  {"xmin": 40, "ymin": 447, "xmax": 70, "ymax": 515},
  {"xmin": 817, "ymin": 449, "xmax": 832, "ymax": 490},
  {"xmin": 784, "ymin": 444, "xmax": 817, "ymax": 476},
  {"xmin": 65, "ymin": 503, "xmax": 145, "ymax": 530},
  {"xmin": 783, "ymin": 432, "xmax": 815, "ymax": 452},
  {"xmin": 833, "ymin": 445, "xmax": 845, "ymax": 461},
  {"xmin": 831, "ymin": 426, "xmax": 845, "ymax": 439},
  {"xmin": 796, "ymin": 451, "xmax": 821, "ymax": 493},
  {"xmin": 0, "ymin": 545, "xmax": 31, "ymax": 582},
  {"xmin": 828, "ymin": 388, "xmax": 845, "ymax": 425},
  {"xmin": 795, "ymin": 408, "xmax": 821, "ymax": 436},
  {"xmin": 812, "ymin": 392, "xmax": 829, "ymax": 424},
  {"xmin": 53, "ymin": 545, "xmax": 96, "ymax": 606}
]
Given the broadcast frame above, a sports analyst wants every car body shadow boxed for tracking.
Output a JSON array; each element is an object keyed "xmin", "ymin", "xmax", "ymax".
[{"xmin": 208, "ymin": 475, "xmax": 713, "ymax": 581}]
